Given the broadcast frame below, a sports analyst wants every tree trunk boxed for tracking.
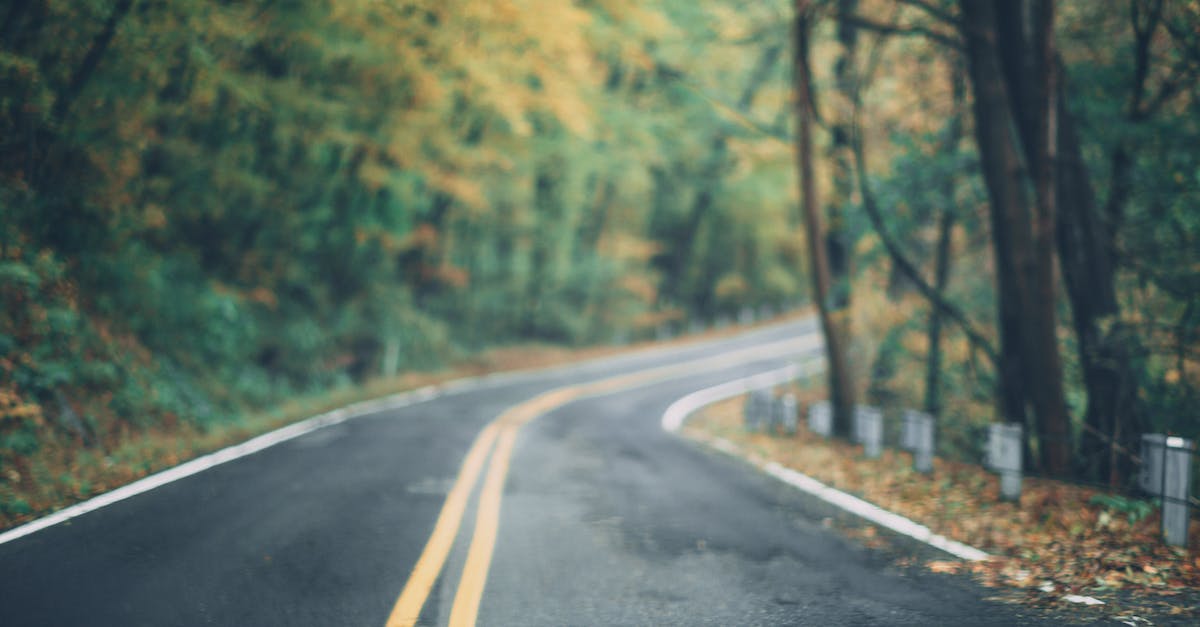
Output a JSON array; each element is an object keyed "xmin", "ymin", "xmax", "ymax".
[
  {"xmin": 1057, "ymin": 98, "xmax": 1138, "ymax": 483},
  {"xmin": 825, "ymin": 0, "xmax": 861, "ymax": 435},
  {"xmin": 925, "ymin": 65, "xmax": 966, "ymax": 418},
  {"xmin": 794, "ymin": 1, "xmax": 856, "ymax": 437},
  {"xmin": 959, "ymin": 0, "xmax": 1031, "ymax": 436},
  {"xmin": 961, "ymin": 0, "xmax": 1074, "ymax": 476},
  {"xmin": 826, "ymin": 0, "xmax": 858, "ymax": 311},
  {"xmin": 1026, "ymin": 0, "xmax": 1072, "ymax": 476},
  {"xmin": 990, "ymin": 0, "xmax": 1154, "ymax": 479},
  {"xmin": 1058, "ymin": 0, "xmax": 1167, "ymax": 485},
  {"xmin": 925, "ymin": 207, "xmax": 955, "ymax": 417}
]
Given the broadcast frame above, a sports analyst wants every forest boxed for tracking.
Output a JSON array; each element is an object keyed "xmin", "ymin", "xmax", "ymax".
[{"xmin": 1, "ymin": 0, "xmax": 1197, "ymax": 524}]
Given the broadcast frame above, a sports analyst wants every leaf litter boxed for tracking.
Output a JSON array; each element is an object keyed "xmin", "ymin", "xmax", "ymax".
[{"xmin": 685, "ymin": 395, "xmax": 1199, "ymax": 623}]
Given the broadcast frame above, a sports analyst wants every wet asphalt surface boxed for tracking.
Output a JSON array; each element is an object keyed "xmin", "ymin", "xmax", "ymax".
[{"xmin": 0, "ymin": 319, "xmax": 1075, "ymax": 625}]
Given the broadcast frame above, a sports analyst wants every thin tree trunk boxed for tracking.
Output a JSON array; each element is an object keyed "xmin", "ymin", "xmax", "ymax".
[
  {"xmin": 959, "ymin": 0, "xmax": 1031, "ymax": 437},
  {"xmin": 925, "ymin": 207, "xmax": 955, "ymax": 416},
  {"xmin": 1063, "ymin": 1, "xmax": 1164, "ymax": 485},
  {"xmin": 1058, "ymin": 74, "xmax": 1143, "ymax": 484},
  {"xmin": 525, "ymin": 169, "xmax": 560, "ymax": 334},
  {"xmin": 580, "ymin": 178, "xmax": 616, "ymax": 255},
  {"xmin": 795, "ymin": 1, "xmax": 856, "ymax": 437},
  {"xmin": 1026, "ymin": 0, "xmax": 1072, "ymax": 475},
  {"xmin": 826, "ymin": 0, "xmax": 858, "ymax": 311},
  {"xmin": 925, "ymin": 65, "xmax": 966, "ymax": 417},
  {"xmin": 848, "ymin": 104, "xmax": 999, "ymax": 370},
  {"xmin": 826, "ymin": 0, "xmax": 862, "ymax": 435}
]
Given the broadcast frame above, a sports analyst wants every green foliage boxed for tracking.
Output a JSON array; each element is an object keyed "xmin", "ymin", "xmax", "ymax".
[
  {"xmin": 1089, "ymin": 493, "xmax": 1155, "ymax": 525},
  {"xmin": 1062, "ymin": 2, "xmax": 1200, "ymax": 441},
  {"xmin": 842, "ymin": 1, "xmax": 1199, "ymax": 482},
  {"xmin": 0, "ymin": 262, "xmax": 41, "ymax": 290},
  {"xmin": 0, "ymin": 0, "xmax": 805, "ymax": 475},
  {"xmin": 0, "ymin": 497, "xmax": 32, "ymax": 517},
  {"xmin": 0, "ymin": 0, "xmax": 1194, "ymax": 523}
]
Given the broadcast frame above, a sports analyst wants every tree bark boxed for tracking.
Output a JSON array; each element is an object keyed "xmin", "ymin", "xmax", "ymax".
[
  {"xmin": 978, "ymin": 0, "xmax": 1164, "ymax": 480},
  {"xmin": 961, "ymin": 0, "xmax": 1074, "ymax": 475},
  {"xmin": 795, "ymin": 1, "xmax": 856, "ymax": 437},
  {"xmin": 825, "ymin": 0, "xmax": 862, "ymax": 435},
  {"xmin": 827, "ymin": 0, "xmax": 859, "ymax": 312},
  {"xmin": 1027, "ymin": 0, "xmax": 1071, "ymax": 475},
  {"xmin": 959, "ymin": 0, "xmax": 1031, "ymax": 435},
  {"xmin": 925, "ymin": 64, "xmax": 968, "ymax": 417},
  {"xmin": 1054, "ymin": 0, "xmax": 1167, "ymax": 483},
  {"xmin": 1057, "ymin": 92, "xmax": 1138, "ymax": 484},
  {"xmin": 924, "ymin": 208, "xmax": 955, "ymax": 417}
]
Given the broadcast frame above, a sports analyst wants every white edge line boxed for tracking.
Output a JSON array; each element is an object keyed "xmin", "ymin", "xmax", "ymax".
[
  {"xmin": 0, "ymin": 387, "xmax": 437, "ymax": 546},
  {"xmin": 661, "ymin": 363, "xmax": 991, "ymax": 563},
  {"xmin": 1, "ymin": 318, "xmax": 820, "ymax": 546},
  {"xmin": 661, "ymin": 359, "xmax": 822, "ymax": 433}
]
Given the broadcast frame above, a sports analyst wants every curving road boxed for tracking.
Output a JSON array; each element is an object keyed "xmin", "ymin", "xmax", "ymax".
[{"xmin": 0, "ymin": 319, "xmax": 1055, "ymax": 625}]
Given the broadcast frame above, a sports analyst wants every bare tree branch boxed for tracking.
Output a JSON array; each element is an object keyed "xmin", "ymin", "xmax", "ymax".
[
  {"xmin": 847, "ymin": 113, "xmax": 1000, "ymax": 368},
  {"xmin": 839, "ymin": 14, "xmax": 962, "ymax": 50},
  {"xmin": 896, "ymin": 0, "xmax": 958, "ymax": 26}
]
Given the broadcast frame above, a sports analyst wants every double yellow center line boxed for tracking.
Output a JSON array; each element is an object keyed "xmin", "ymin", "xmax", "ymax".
[{"xmin": 385, "ymin": 334, "xmax": 819, "ymax": 627}]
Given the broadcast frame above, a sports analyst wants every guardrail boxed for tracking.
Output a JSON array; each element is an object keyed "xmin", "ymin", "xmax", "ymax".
[{"xmin": 740, "ymin": 391, "xmax": 1197, "ymax": 548}]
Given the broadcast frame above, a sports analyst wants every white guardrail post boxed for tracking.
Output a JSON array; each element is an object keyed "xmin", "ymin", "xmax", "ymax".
[
  {"xmin": 902, "ymin": 409, "xmax": 935, "ymax": 474},
  {"xmin": 987, "ymin": 423, "xmax": 1023, "ymax": 501},
  {"xmin": 1140, "ymin": 434, "xmax": 1194, "ymax": 547},
  {"xmin": 854, "ymin": 406, "xmax": 883, "ymax": 459},
  {"xmin": 743, "ymin": 389, "xmax": 768, "ymax": 432},
  {"xmin": 808, "ymin": 400, "xmax": 832, "ymax": 437},
  {"xmin": 776, "ymin": 392, "xmax": 798, "ymax": 435}
]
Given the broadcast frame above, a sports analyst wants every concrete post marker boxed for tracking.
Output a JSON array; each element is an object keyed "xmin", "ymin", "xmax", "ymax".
[
  {"xmin": 905, "ymin": 410, "xmax": 935, "ymax": 474},
  {"xmin": 808, "ymin": 400, "xmax": 832, "ymax": 437},
  {"xmin": 854, "ymin": 406, "xmax": 883, "ymax": 459},
  {"xmin": 987, "ymin": 423, "xmax": 1023, "ymax": 501},
  {"xmin": 1142, "ymin": 434, "xmax": 1194, "ymax": 547},
  {"xmin": 779, "ymin": 393, "xmax": 798, "ymax": 435}
]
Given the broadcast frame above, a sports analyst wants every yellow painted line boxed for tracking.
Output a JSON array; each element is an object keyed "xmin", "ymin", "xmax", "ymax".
[
  {"xmin": 499, "ymin": 387, "xmax": 580, "ymax": 429},
  {"xmin": 385, "ymin": 423, "xmax": 501, "ymax": 627},
  {"xmin": 447, "ymin": 426, "xmax": 518, "ymax": 627},
  {"xmin": 388, "ymin": 332, "xmax": 822, "ymax": 626}
]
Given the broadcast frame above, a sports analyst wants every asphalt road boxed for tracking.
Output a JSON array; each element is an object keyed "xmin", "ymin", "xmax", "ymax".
[{"xmin": 0, "ymin": 318, "xmax": 1056, "ymax": 625}]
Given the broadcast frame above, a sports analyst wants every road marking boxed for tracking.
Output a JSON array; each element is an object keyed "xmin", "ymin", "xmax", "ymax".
[
  {"xmin": 661, "ymin": 360, "xmax": 824, "ymax": 432},
  {"xmin": 663, "ymin": 365, "xmax": 991, "ymax": 562},
  {"xmin": 390, "ymin": 333, "xmax": 823, "ymax": 626},
  {"xmin": 386, "ymin": 423, "xmax": 501, "ymax": 627},
  {"xmin": 447, "ymin": 426, "xmax": 517, "ymax": 627},
  {"xmin": 0, "ymin": 387, "xmax": 451, "ymax": 547},
  {"xmin": 759, "ymin": 459, "xmax": 990, "ymax": 561},
  {"xmin": 0, "ymin": 318, "xmax": 814, "ymax": 548}
]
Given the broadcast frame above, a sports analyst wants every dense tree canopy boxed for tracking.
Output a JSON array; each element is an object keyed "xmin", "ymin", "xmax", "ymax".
[
  {"xmin": 794, "ymin": 0, "xmax": 1199, "ymax": 483},
  {"xmin": 0, "ymin": 0, "xmax": 807, "ymax": 516}
]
